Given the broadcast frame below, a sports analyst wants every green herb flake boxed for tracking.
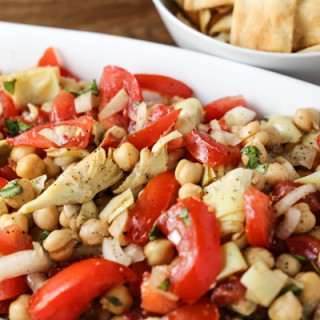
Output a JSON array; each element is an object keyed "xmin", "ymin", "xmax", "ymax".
[
  {"xmin": 134, "ymin": 100, "xmax": 141, "ymax": 106},
  {"xmin": 180, "ymin": 206, "xmax": 190, "ymax": 227},
  {"xmin": 157, "ymin": 278, "xmax": 170, "ymax": 292},
  {"xmin": 264, "ymin": 117, "xmax": 269, "ymax": 122},
  {"xmin": 240, "ymin": 145, "xmax": 268, "ymax": 173},
  {"xmin": 293, "ymin": 254, "xmax": 320, "ymax": 276},
  {"xmin": 149, "ymin": 225, "xmax": 163, "ymax": 241},
  {"xmin": 67, "ymin": 79, "xmax": 98, "ymax": 97},
  {"xmin": 105, "ymin": 296, "xmax": 122, "ymax": 306},
  {"xmin": 280, "ymin": 284, "xmax": 302, "ymax": 297},
  {"xmin": 0, "ymin": 179, "xmax": 23, "ymax": 198},
  {"xmin": 18, "ymin": 120, "xmax": 33, "ymax": 133},
  {"xmin": 39, "ymin": 231, "xmax": 50, "ymax": 246},
  {"xmin": 5, "ymin": 119, "xmax": 33, "ymax": 137},
  {"xmin": 256, "ymin": 163, "xmax": 268, "ymax": 174},
  {"xmin": 4, "ymin": 79, "xmax": 17, "ymax": 95}
]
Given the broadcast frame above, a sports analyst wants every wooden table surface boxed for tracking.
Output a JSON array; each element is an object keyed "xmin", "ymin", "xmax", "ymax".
[{"xmin": 0, "ymin": 0, "xmax": 175, "ymax": 45}]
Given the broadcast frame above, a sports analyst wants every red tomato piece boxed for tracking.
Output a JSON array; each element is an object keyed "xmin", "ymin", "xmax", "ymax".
[
  {"xmin": 128, "ymin": 261, "xmax": 150, "ymax": 297},
  {"xmin": 100, "ymin": 112, "xmax": 129, "ymax": 130},
  {"xmin": 125, "ymin": 109, "xmax": 181, "ymax": 150},
  {"xmin": 204, "ymin": 95, "xmax": 246, "ymax": 122},
  {"xmin": 0, "ymin": 90, "xmax": 19, "ymax": 127},
  {"xmin": 100, "ymin": 132, "xmax": 120, "ymax": 152},
  {"xmin": 7, "ymin": 116, "xmax": 93, "ymax": 149},
  {"xmin": 125, "ymin": 171, "xmax": 179, "ymax": 245},
  {"xmin": 218, "ymin": 119, "xmax": 230, "ymax": 132},
  {"xmin": 163, "ymin": 299, "xmax": 219, "ymax": 320},
  {"xmin": 244, "ymin": 186, "xmax": 275, "ymax": 249},
  {"xmin": 0, "ymin": 177, "xmax": 8, "ymax": 189},
  {"xmin": 185, "ymin": 130, "xmax": 241, "ymax": 167},
  {"xmin": 140, "ymin": 272, "xmax": 180, "ymax": 314},
  {"xmin": 99, "ymin": 66, "xmax": 142, "ymax": 122},
  {"xmin": 0, "ymin": 225, "xmax": 33, "ymax": 255},
  {"xmin": 316, "ymin": 134, "xmax": 320, "ymax": 149},
  {"xmin": 287, "ymin": 235, "xmax": 320, "ymax": 266},
  {"xmin": 272, "ymin": 181, "xmax": 301, "ymax": 203},
  {"xmin": 157, "ymin": 198, "xmax": 222, "ymax": 304},
  {"xmin": 144, "ymin": 105, "xmax": 174, "ymax": 126},
  {"xmin": 123, "ymin": 308, "xmax": 158, "ymax": 320},
  {"xmin": 28, "ymin": 258, "xmax": 138, "ymax": 320},
  {"xmin": 167, "ymin": 136, "xmax": 185, "ymax": 151},
  {"xmin": 302, "ymin": 191, "xmax": 320, "ymax": 225},
  {"xmin": 135, "ymin": 74, "xmax": 193, "ymax": 99},
  {"xmin": 211, "ymin": 276, "xmax": 246, "ymax": 306},
  {"xmin": 49, "ymin": 90, "xmax": 77, "ymax": 123},
  {"xmin": 37, "ymin": 47, "xmax": 78, "ymax": 80},
  {"xmin": 0, "ymin": 276, "xmax": 29, "ymax": 301},
  {"xmin": 0, "ymin": 299, "xmax": 11, "ymax": 314},
  {"xmin": 0, "ymin": 163, "xmax": 18, "ymax": 181}
]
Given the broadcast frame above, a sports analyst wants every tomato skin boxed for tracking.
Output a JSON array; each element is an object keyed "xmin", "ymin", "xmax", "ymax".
[
  {"xmin": 7, "ymin": 116, "xmax": 93, "ymax": 149},
  {"xmin": 49, "ymin": 90, "xmax": 77, "ymax": 123},
  {"xmin": 99, "ymin": 66, "xmax": 142, "ymax": 122},
  {"xmin": 272, "ymin": 181, "xmax": 301, "ymax": 203},
  {"xmin": 185, "ymin": 130, "xmax": 241, "ymax": 167},
  {"xmin": 0, "ymin": 225, "xmax": 33, "ymax": 255},
  {"xmin": 163, "ymin": 299, "xmax": 219, "ymax": 320},
  {"xmin": 211, "ymin": 276, "xmax": 246, "ymax": 306},
  {"xmin": 286, "ymin": 235, "xmax": 320, "ymax": 267},
  {"xmin": 0, "ymin": 163, "xmax": 18, "ymax": 181},
  {"xmin": 204, "ymin": 95, "xmax": 246, "ymax": 122},
  {"xmin": 125, "ymin": 109, "xmax": 181, "ymax": 150},
  {"xmin": 37, "ymin": 47, "xmax": 78, "ymax": 80},
  {"xmin": 144, "ymin": 105, "xmax": 174, "ymax": 126},
  {"xmin": 125, "ymin": 171, "xmax": 179, "ymax": 245},
  {"xmin": 135, "ymin": 74, "xmax": 193, "ymax": 99},
  {"xmin": 0, "ymin": 177, "xmax": 8, "ymax": 189},
  {"xmin": 157, "ymin": 197, "xmax": 222, "ymax": 304},
  {"xmin": 302, "ymin": 191, "xmax": 320, "ymax": 225},
  {"xmin": 140, "ymin": 272, "xmax": 180, "ymax": 314},
  {"xmin": 244, "ymin": 186, "xmax": 275, "ymax": 249},
  {"xmin": 123, "ymin": 308, "xmax": 158, "ymax": 320},
  {"xmin": 316, "ymin": 134, "xmax": 320, "ymax": 149},
  {"xmin": 167, "ymin": 136, "xmax": 185, "ymax": 151},
  {"xmin": 0, "ymin": 276, "xmax": 29, "ymax": 301},
  {"xmin": 28, "ymin": 258, "xmax": 138, "ymax": 320},
  {"xmin": 100, "ymin": 132, "xmax": 120, "ymax": 151},
  {"xmin": 128, "ymin": 261, "xmax": 150, "ymax": 297},
  {"xmin": 0, "ymin": 299, "xmax": 12, "ymax": 314},
  {"xmin": 0, "ymin": 91, "xmax": 19, "ymax": 127}
]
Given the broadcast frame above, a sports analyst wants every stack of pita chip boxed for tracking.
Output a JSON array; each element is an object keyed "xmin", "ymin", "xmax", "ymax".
[{"xmin": 174, "ymin": 0, "xmax": 320, "ymax": 53}]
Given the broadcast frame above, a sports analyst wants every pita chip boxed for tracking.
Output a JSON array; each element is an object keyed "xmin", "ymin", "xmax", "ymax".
[
  {"xmin": 184, "ymin": 0, "xmax": 234, "ymax": 11},
  {"xmin": 297, "ymin": 44, "xmax": 320, "ymax": 53},
  {"xmin": 199, "ymin": 9, "xmax": 212, "ymax": 33},
  {"xmin": 209, "ymin": 12, "xmax": 232, "ymax": 35},
  {"xmin": 231, "ymin": 0, "xmax": 297, "ymax": 53}
]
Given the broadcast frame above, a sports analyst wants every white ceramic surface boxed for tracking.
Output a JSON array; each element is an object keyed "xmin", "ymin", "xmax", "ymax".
[
  {"xmin": 153, "ymin": 0, "xmax": 320, "ymax": 86},
  {"xmin": 1, "ymin": 22, "xmax": 320, "ymax": 116}
]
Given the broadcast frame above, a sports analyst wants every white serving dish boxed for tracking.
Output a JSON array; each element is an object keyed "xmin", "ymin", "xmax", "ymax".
[
  {"xmin": 1, "ymin": 21, "xmax": 320, "ymax": 116},
  {"xmin": 153, "ymin": 0, "xmax": 320, "ymax": 86}
]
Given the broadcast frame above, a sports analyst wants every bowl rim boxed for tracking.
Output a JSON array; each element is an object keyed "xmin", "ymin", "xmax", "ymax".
[{"xmin": 153, "ymin": 0, "xmax": 320, "ymax": 59}]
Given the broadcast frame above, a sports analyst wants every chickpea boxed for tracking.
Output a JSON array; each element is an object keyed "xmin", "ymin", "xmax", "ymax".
[
  {"xmin": 275, "ymin": 254, "xmax": 301, "ymax": 276},
  {"xmin": 59, "ymin": 210, "xmax": 70, "ymax": 228},
  {"xmin": 178, "ymin": 183, "xmax": 202, "ymax": 199},
  {"xmin": 144, "ymin": 238, "xmax": 175, "ymax": 266},
  {"xmin": 79, "ymin": 219, "xmax": 108, "ymax": 246},
  {"xmin": 295, "ymin": 272, "xmax": 320, "ymax": 303},
  {"xmin": 43, "ymin": 157, "xmax": 61, "ymax": 178},
  {"xmin": 309, "ymin": 226, "xmax": 320, "ymax": 241},
  {"xmin": 261, "ymin": 123, "xmax": 281, "ymax": 149},
  {"xmin": 239, "ymin": 121, "xmax": 261, "ymax": 141},
  {"xmin": 112, "ymin": 143, "xmax": 140, "ymax": 171},
  {"xmin": 33, "ymin": 205, "xmax": 60, "ymax": 231},
  {"xmin": 43, "ymin": 229, "xmax": 79, "ymax": 261},
  {"xmin": 294, "ymin": 108, "xmax": 320, "ymax": 132},
  {"xmin": 253, "ymin": 131, "xmax": 269, "ymax": 145},
  {"xmin": 268, "ymin": 291, "xmax": 302, "ymax": 320},
  {"xmin": 10, "ymin": 146, "xmax": 36, "ymax": 163},
  {"xmin": 0, "ymin": 213, "xmax": 28, "ymax": 232},
  {"xmin": 16, "ymin": 154, "xmax": 45, "ymax": 179},
  {"xmin": 4, "ymin": 179, "xmax": 35, "ymax": 209},
  {"xmin": 100, "ymin": 285, "xmax": 133, "ymax": 315},
  {"xmin": 175, "ymin": 159, "xmax": 203, "ymax": 185},
  {"xmin": 292, "ymin": 203, "xmax": 316, "ymax": 234},
  {"xmin": 244, "ymin": 247, "xmax": 275, "ymax": 269},
  {"xmin": 251, "ymin": 170, "xmax": 266, "ymax": 191},
  {"xmin": 9, "ymin": 294, "xmax": 31, "ymax": 320},
  {"xmin": 264, "ymin": 163, "xmax": 290, "ymax": 186}
]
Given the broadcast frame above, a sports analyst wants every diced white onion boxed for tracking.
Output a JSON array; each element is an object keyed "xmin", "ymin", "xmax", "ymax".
[
  {"xmin": 223, "ymin": 107, "xmax": 256, "ymax": 127},
  {"xmin": 22, "ymin": 103, "xmax": 39, "ymax": 122},
  {"xmin": 0, "ymin": 242, "xmax": 52, "ymax": 282},
  {"xmin": 151, "ymin": 130, "xmax": 182, "ymax": 154},
  {"xmin": 26, "ymin": 272, "xmax": 48, "ymax": 292},
  {"xmin": 98, "ymin": 88, "xmax": 129, "ymax": 121},
  {"xmin": 135, "ymin": 101, "xmax": 147, "ymax": 131},
  {"xmin": 168, "ymin": 229, "xmax": 181, "ymax": 246},
  {"xmin": 31, "ymin": 174, "xmax": 47, "ymax": 197},
  {"xmin": 142, "ymin": 90, "xmax": 168, "ymax": 107},
  {"xmin": 75, "ymin": 91, "xmax": 97, "ymax": 113},
  {"xmin": 276, "ymin": 207, "xmax": 301, "ymax": 240},
  {"xmin": 39, "ymin": 128, "xmax": 67, "ymax": 146},
  {"xmin": 291, "ymin": 144, "xmax": 316, "ymax": 170},
  {"xmin": 274, "ymin": 184, "xmax": 317, "ymax": 216},
  {"xmin": 198, "ymin": 123, "xmax": 209, "ymax": 133},
  {"xmin": 123, "ymin": 244, "xmax": 145, "ymax": 263},
  {"xmin": 102, "ymin": 237, "xmax": 131, "ymax": 266}
]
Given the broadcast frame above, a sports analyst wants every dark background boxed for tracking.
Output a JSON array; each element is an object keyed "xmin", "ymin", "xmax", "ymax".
[{"xmin": 0, "ymin": 0, "xmax": 174, "ymax": 44}]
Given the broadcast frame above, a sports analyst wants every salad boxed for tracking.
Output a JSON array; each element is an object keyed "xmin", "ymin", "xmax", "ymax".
[{"xmin": 0, "ymin": 47, "xmax": 319, "ymax": 320}]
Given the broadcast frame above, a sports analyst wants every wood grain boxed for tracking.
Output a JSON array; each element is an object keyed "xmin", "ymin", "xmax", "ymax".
[{"xmin": 0, "ymin": 0, "xmax": 174, "ymax": 44}]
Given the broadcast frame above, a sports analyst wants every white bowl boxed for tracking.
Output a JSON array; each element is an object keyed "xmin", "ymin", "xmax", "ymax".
[
  {"xmin": 1, "ymin": 21, "xmax": 320, "ymax": 116},
  {"xmin": 153, "ymin": 0, "xmax": 320, "ymax": 85}
]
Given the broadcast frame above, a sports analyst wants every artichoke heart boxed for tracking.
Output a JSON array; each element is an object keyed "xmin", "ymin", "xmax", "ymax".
[
  {"xmin": 19, "ymin": 148, "xmax": 123, "ymax": 213},
  {"xmin": 113, "ymin": 147, "xmax": 168, "ymax": 194}
]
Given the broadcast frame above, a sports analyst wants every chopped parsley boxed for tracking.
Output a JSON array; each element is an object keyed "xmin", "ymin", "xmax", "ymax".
[
  {"xmin": 67, "ymin": 79, "xmax": 98, "ymax": 96},
  {"xmin": 293, "ymin": 254, "xmax": 320, "ymax": 276},
  {"xmin": 39, "ymin": 231, "xmax": 50, "ymax": 246},
  {"xmin": 0, "ymin": 179, "xmax": 23, "ymax": 198},
  {"xmin": 240, "ymin": 145, "xmax": 268, "ymax": 174},
  {"xmin": 5, "ymin": 119, "xmax": 33, "ymax": 137},
  {"xmin": 105, "ymin": 296, "xmax": 122, "ymax": 306},
  {"xmin": 157, "ymin": 278, "xmax": 170, "ymax": 292},
  {"xmin": 4, "ymin": 79, "xmax": 16, "ymax": 95},
  {"xmin": 149, "ymin": 225, "xmax": 163, "ymax": 241},
  {"xmin": 180, "ymin": 206, "xmax": 190, "ymax": 227},
  {"xmin": 280, "ymin": 284, "xmax": 302, "ymax": 297}
]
